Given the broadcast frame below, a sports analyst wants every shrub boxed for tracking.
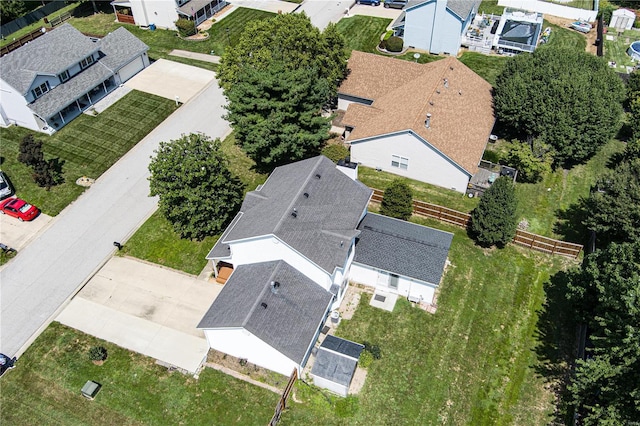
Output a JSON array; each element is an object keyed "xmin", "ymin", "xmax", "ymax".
[
  {"xmin": 501, "ymin": 141, "xmax": 551, "ymax": 183},
  {"xmin": 362, "ymin": 341, "xmax": 381, "ymax": 360},
  {"xmin": 321, "ymin": 144, "xmax": 349, "ymax": 163},
  {"xmin": 385, "ymin": 36, "xmax": 403, "ymax": 52},
  {"xmin": 378, "ymin": 39, "xmax": 387, "ymax": 50},
  {"xmin": 469, "ymin": 176, "xmax": 518, "ymax": 248},
  {"xmin": 18, "ymin": 134, "xmax": 44, "ymax": 167},
  {"xmin": 380, "ymin": 179, "xmax": 413, "ymax": 220},
  {"xmin": 335, "ymin": 395, "xmax": 359, "ymax": 418},
  {"xmin": 88, "ymin": 346, "xmax": 108, "ymax": 362},
  {"xmin": 175, "ymin": 17, "xmax": 196, "ymax": 37}
]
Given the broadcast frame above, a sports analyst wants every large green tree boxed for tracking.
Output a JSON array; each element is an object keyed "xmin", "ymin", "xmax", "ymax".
[
  {"xmin": 217, "ymin": 14, "xmax": 347, "ymax": 95},
  {"xmin": 565, "ymin": 242, "xmax": 640, "ymax": 425},
  {"xmin": 494, "ymin": 46, "xmax": 625, "ymax": 166},
  {"xmin": 469, "ymin": 176, "xmax": 518, "ymax": 247},
  {"xmin": 148, "ymin": 133, "xmax": 245, "ymax": 240},
  {"xmin": 582, "ymin": 152, "xmax": 640, "ymax": 246},
  {"xmin": 224, "ymin": 60, "xmax": 330, "ymax": 170}
]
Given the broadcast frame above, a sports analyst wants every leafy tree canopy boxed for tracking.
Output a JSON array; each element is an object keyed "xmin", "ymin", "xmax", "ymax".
[
  {"xmin": 217, "ymin": 13, "xmax": 348, "ymax": 96},
  {"xmin": 224, "ymin": 60, "xmax": 330, "ymax": 170},
  {"xmin": 469, "ymin": 176, "xmax": 518, "ymax": 247},
  {"xmin": 494, "ymin": 46, "xmax": 625, "ymax": 166},
  {"xmin": 565, "ymin": 242, "xmax": 640, "ymax": 425},
  {"xmin": 380, "ymin": 179, "xmax": 413, "ymax": 220},
  {"xmin": 148, "ymin": 133, "xmax": 245, "ymax": 240}
]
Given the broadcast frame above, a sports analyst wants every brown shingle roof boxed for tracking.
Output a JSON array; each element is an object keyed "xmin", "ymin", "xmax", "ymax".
[{"xmin": 340, "ymin": 51, "xmax": 494, "ymax": 175}]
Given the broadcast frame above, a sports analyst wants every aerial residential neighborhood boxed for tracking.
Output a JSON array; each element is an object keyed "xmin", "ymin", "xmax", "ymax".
[{"xmin": 0, "ymin": 0, "xmax": 638, "ymax": 425}]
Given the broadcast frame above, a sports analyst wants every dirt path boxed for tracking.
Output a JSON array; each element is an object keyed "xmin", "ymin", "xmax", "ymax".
[{"xmin": 544, "ymin": 15, "xmax": 597, "ymax": 55}]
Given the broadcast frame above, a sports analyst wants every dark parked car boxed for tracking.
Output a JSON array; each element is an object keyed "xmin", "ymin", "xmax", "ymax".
[
  {"xmin": 384, "ymin": 0, "xmax": 407, "ymax": 8},
  {"xmin": 0, "ymin": 353, "xmax": 16, "ymax": 377},
  {"xmin": 0, "ymin": 171, "xmax": 14, "ymax": 200},
  {"xmin": 357, "ymin": 0, "xmax": 381, "ymax": 5}
]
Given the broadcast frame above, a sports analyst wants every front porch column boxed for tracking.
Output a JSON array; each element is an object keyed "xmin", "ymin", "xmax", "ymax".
[
  {"xmin": 58, "ymin": 111, "xmax": 66, "ymax": 124},
  {"xmin": 102, "ymin": 81, "xmax": 108, "ymax": 93},
  {"xmin": 86, "ymin": 92, "xmax": 92, "ymax": 105},
  {"xmin": 76, "ymin": 99, "xmax": 82, "ymax": 110}
]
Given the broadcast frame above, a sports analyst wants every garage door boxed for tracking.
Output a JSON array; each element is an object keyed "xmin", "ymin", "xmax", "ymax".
[{"xmin": 118, "ymin": 56, "xmax": 145, "ymax": 83}]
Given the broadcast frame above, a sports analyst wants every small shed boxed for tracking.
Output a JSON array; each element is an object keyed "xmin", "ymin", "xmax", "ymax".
[
  {"xmin": 311, "ymin": 335, "xmax": 364, "ymax": 397},
  {"xmin": 610, "ymin": 9, "xmax": 636, "ymax": 32}
]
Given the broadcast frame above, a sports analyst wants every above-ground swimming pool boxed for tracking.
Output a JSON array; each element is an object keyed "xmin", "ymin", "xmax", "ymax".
[{"xmin": 628, "ymin": 41, "xmax": 640, "ymax": 61}]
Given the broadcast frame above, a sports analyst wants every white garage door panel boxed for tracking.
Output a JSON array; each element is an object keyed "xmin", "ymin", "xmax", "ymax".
[{"xmin": 118, "ymin": 56, "xmax": 144, "ymax": 83}]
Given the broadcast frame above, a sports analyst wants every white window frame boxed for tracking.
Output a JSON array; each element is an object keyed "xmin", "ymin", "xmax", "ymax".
[
  {"xmin": 59, "ymin": 70, "xmax": 70, "ymax": 82},
  {"xmin": 391, "ymin": 155, "xmax": 409, "ymax": 170},
  {"xmin": 80, "ymin": 55, "xmax": 95, "ymax": 69},
  {"xmin": 32, "ymin": 82, "xmax": 50, "ymax": 99}
]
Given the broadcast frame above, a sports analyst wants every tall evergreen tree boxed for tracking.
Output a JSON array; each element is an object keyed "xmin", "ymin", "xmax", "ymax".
[
  {"xmin": 380, "ymin": 179, "xmax": 413, "ymax": 220},
  {"xmin": 469, "ymin": 176, "xmax": 518, "ymax": 247}
]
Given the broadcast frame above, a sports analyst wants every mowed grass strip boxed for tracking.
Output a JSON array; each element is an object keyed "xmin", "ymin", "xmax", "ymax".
[
  {"xmin": 282, "ymin": 221, "xmax": 570, "ymax": 425},
  {"xmin": 0, "ymin": 322, "xmax": 276, "ymax": 425},
  {"xmin": 336, "ymin": 15, "xmax": 391, "ymax": 53},
  {"xmin": 0, "ymin": 90, "xmax": 175, "ymax": 215}
]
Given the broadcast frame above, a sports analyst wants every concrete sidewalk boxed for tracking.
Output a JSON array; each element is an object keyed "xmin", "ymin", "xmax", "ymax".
[
  {"xmin": 56, "ymin": 257, "xmax": 223, "ymax": 374},
  {"xmin": 169, "ymin": 49, "xmax": 220, "ymax": 64}
]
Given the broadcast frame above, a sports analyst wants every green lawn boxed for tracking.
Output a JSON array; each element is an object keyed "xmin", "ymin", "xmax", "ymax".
[
  {"xmin": 544, "ymin": 20, "xmax": 587, "ymax": 51},
  {"xmin": 0, "ymin": 322, "xmax": 276, "ymax": 425},
  {"xmin": 478, "ymin": 0, "xmax": 505, "ymax": 16},
  {"xmin": 459, "ymin": 51, "xmax": 508, "ymax": 86},
  {"xmin": 68, "ymin": 6, "xmax": 274, "ymax": 67},
  {"xmin": 283, "ymin": 220, "xmax": 571, "ymax": 425},
  {"xmin": 336, "ymin": 15, "xmax": 391, "ymax": 54},
  {"xmin": 0, "ymin": 91, "xmax": 175, "ymax": 215},
  {"xmin": 604, "ymin": 29, "xmax": 640, "ymax": 71}
]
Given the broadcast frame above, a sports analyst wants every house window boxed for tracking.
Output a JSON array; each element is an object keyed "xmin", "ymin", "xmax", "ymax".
[
  {"xmin": 391, "ymin": 155, "xmax": 409, "ymax": 170},
  {"xmin": 80, "ymin": 55, "xmax": 95, "ymax": 69},
  {"xmin": 31, "ymin": 82, "xmax": 49, "ymax": 99},
  {"xmin": 59, "ymin": 70, "xmax": 70, "ymax": 82}
]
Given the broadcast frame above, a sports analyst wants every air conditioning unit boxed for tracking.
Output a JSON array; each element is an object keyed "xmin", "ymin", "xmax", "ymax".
[{"xmin": 407, "ymin": 295, "xmax": 422, "ymax": 304}]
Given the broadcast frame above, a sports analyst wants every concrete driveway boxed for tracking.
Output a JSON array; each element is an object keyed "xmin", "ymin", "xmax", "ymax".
[
  {"xmin": 296, "ymin": 0, "xmax": 354, "ymax": 30},
  {"xmin": 229, "ymin": 0, "xmax": 299, "ymax": 14},
  {"xmin": 56, "ymin": 257, "xmax": 222, "ymax": 373},
  {"xmin": 125, "ymin": 59, "xmax": 216, "ymax": 104},
  {"xmin": 0, "ymin": 210, "xmax": 53, "ymax": 252},
  {"xmin": 349, "ymin": 3, "xmax": 403, "ymax": 19}
]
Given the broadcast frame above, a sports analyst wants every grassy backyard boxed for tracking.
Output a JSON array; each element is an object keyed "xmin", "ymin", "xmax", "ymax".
[
  {"xmin": 335, "ymin": 15, "xmax": 391, "ymax": 54},
  {"xmin": 0, "ymin": 91, "xmax": 175, "ymax": 215},
  {"xmin": 0, "ymin": 322, "xmax": 276, "ymax": 425},
  {"xmin": 604, "ymin": 28, "xmax": 640, "ymax": 71},
  {"xmin": 282, "ymin": 219, "xmax": 572, "ymax": 425}
]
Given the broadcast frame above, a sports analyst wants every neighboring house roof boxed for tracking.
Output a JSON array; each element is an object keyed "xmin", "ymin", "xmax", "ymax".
[
  {"xmin": 311, "ymin": 335, "xmax": 364, "ymax": 387},
  {"xmin": 354, "ymin": 213, "xmax": 453, "ymax": 285},
  {"xmin": 0, "ymin": 24, "xmax": 98, "ymax": 95},
  {"xmin": 207, "ymin": 156, "xmax": 373, "ymax": 274},
  {"xmin": 197, "ymin": 260, "xmax": 333, "ymax": 364},
  {"xmin": 405, "ymin": 0, "xmax": 479, "ymax": 19},
  {"xmin": 177, "ymin": 0, "xmax": 212, "ymax": 16},
  {"xmin": 98, "ymin": 26, "xmax": 148, "ymax": 71},
  {"xmin": 340, "ymin": 51, "xmax": 494, "ymax": 175}
]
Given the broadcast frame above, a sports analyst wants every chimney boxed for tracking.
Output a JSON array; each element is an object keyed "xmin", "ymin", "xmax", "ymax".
[
  {"xmin": 425, "ymin": 113, "xmax": 432, "ymax": 128},
  {"xmin": 444, "ymin": 78, "xmax": 449, "ymax": 88},
  {"xmin": 270, "ymin": 281, "xmax": 280, "ymax": 294}
]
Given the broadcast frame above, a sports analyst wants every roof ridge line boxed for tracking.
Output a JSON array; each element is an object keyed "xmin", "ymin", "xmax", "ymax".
[
  {"xmin": 242, "ymin": 261, "xmax": 280, "ymax": 327},
  {"xmin": 410, "ymin": 57, "xmax": 453, "ymax": 130}
]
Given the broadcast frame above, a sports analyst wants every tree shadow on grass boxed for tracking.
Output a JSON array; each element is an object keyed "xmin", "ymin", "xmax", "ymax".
[
  {"xmin": 534, "ymin": 269, "xmax": 579, "ymax": 425},
  {"xmin": 554, "ymin": 201, "xmax": 589, "ymax": 246}
]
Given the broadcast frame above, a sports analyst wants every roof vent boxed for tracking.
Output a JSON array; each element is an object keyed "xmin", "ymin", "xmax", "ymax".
[
  {"xmin": 270, "ymin": 281, "xmax": 280, "ymax": 294},
  {"xmin": 340, "ymin": 241, "xmax": 344, "ymax": 247},
  {"xmin": 459, "ymin": 90, "xmax": 462, "ymax": 96},
  {"xmin": 429, "ymin": 101, "xmax": 434, "ymax": 106},
  {"xmin": 444, "ymin": 78, "xmax": 449, "ymax": 88},
  {"xmin": 291, "ymin": 210, "xmax": 297, "ymax": 218},
  {"xmin": 315, "ymin": 173, "xmax": 321, "ymax": 179},
  {"xmin": 303, "ymin": 192, "xmax": 309, "ymax": 198},
  {"xmin": 436, "ymin": 89, "xmax": 440, "ymax": 94},
  {"xmin": 449, "ymin": 65, "xmax": 454, "ymax": 71},
  {"xmin": 261, "ymin": 302, "xmax": 268, "ymax": 309},
  {"xmin": 425, "ymin": 113, "xmax": 432, "ymax": 129}
]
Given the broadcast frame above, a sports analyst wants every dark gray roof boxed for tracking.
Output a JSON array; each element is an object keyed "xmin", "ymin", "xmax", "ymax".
[
  {"xmin": 406, "ymin": 0, "xmax": 479, "ymax": 19},
  {"xmin": 207, "ymin": 156, "xmax": 372, "ymax": 274},
  {"xmin": 311, "ymin": 338, "xmax": 361, "ymax": 387},
  {"xmin": 354, "ymin": 213, "xmax": 453, "ymax": 285},
  {"xmin": 177, "ymin": 0, "xmax": 214, "ymax": 15},
  {"xmin": 0, "ymin": 24, "xmax": 98, "ymax": 95},
  {"xmin": 98, "ymin": 26, "xmax": 148, "ymax": 71},
  {"xmin": 197, "ymin": 261, "xmax": 333, "ymax": 364},
  {"xmin": 321, "ymin": 335, "xmax": 364, "ymax": 360}
]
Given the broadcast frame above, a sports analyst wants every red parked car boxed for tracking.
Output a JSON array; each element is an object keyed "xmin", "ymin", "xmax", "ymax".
[{"xmin": 0, "ymin": 197, "xmax": 40, "ymax": 221}]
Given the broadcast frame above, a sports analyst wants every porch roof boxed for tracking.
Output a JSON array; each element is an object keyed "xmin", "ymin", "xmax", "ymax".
[
  {"xmin": 29, "ymin": 62, "xmax": 113, "ymax": 119},
  {"xmin": 177, "ymin": 0, "xmax": 216, "ymax": 16}
]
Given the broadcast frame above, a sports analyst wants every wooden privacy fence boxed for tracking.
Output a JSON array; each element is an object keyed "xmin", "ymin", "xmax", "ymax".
[
  {"xmin": 370, "ymin": 189, "xmax": 582, "ymax": 258},
  {"xmin": 269, "ymin": 368, "xmax": 297, "ymax": 426},
  {"xmin": 47, "ymin": 11, "xmax": 72, "ymax": 27},
  {"xmin": 1, "ymin": 27, "xmax": 48, "ymax": 57}
]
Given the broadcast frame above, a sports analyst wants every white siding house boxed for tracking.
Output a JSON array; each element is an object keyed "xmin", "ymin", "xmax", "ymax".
[
  {"xmin": 112, "ymin": 0, "xmax": 228, "ymax": 30},
  {"xmin": 0, "ymin": 24, "xmax": 149, "ymax": 133},
  {"xmin": 398, "ymin": 0, "xmax": 479, "ymax": 55},
  {"xmin": 339, "ymin": 51, "xmax": 495, "ymax": 193}
]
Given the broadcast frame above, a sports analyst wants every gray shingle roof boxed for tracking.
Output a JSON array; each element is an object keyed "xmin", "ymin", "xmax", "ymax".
[
  {"xmin": 0, "ymin": 24, "xmax": 98, "ymax": 94},
  {"xmin": 98, "ymin": 26, "xmax": 148, "ymax": 71},
  {"xmin": 406, "ymin": 0, "xmax": 479, "ymax": 19},
  {"xmin": 311, "ymin": 347, "xmax": 358, "ymax": 387},
  {"xmin": 197, "ymin": 261, "xmax": 333, "ymax": 364},
  {"xmin": 354, "ymin": 213, "xmax": 453, "ymax": 285},
  {"xmin": 207, "ymin": 156, "xmax": 373, "ymax": 274},
  {"xmin": 320, "ymin": 335, "xmax": 364, "ymax": 360}
]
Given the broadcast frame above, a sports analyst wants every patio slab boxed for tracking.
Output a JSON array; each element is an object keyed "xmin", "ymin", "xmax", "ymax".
[{"xmin": 369, "ymin": 289, "xmax": 397, "ymax": 312}]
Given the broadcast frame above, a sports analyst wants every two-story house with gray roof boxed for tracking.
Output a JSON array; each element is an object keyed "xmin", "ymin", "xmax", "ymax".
[
  {"xmin": 0, "ymin": 23, "xmax": 149, "ymax": 133},
  {"xmin": 392, "ymin": 0, "xmax": 480, "ymax": 55},
  {"xmin": 198, "ymin": 155, "xmax": 454, "ymax": 376}
]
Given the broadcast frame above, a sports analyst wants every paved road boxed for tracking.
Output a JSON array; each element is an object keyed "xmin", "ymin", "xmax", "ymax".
[
  {"xmin": 296, "ymin": 0, "xmax": 354, "ymax": 30},
  {"xmin": 0, "ymin": 79, "xmax": 230, "ymax": 358}
]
